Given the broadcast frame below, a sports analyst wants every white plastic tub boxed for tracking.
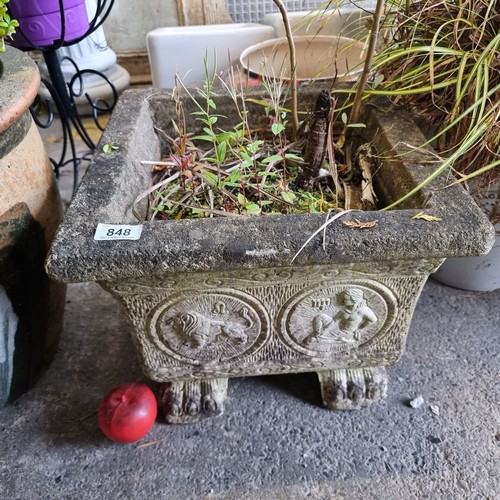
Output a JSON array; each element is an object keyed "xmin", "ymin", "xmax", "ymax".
[
  {"xmin": 262, "ymin": 8, "xmax": 373, "ymax": 39},
  {"xmin": 432, "ymin": 231, "xmax": 500, "ymax": 291},
  {"xmin": 147, "ymin": 23, "xmax": 275, "ymax": 88}
]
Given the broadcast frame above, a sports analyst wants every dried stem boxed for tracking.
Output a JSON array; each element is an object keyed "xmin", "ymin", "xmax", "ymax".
[
  {"xmin": 272, "ymin": 0, "xmax": 299, "ymax": 140},
  {"xmin": 343, "ymin": 0, "xmax": 385, "ymax": 140}
]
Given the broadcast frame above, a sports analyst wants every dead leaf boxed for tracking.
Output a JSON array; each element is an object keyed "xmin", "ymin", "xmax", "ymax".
[
  {"xmin": 412, "ymin": 212, "xmax": 442, "ymax": 222},
  {"xmin": 46, "ymin": 135, "xmax": 63, "ymax": 144},
  {"xmin": 70, "ymin": 117, "xmax": 109, "ymax": 144},
  {"xmin": 342, "ymin": 219, "xmax": 378, "ymax": 229}
]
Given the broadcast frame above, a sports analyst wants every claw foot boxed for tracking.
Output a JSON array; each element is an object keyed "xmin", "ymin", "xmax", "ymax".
[
  {"xmin": 317, "ymin": 366, "xmax": 388, "ymax": 410},
  {"xmin": 158, "ymin": 378, "xmax": 228, "ymax": 424}
]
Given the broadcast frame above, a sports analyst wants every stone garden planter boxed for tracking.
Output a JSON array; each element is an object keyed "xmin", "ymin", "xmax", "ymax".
[{"xmin": 46, "ymin": 87, "xmax": 494, "ymax": 423}]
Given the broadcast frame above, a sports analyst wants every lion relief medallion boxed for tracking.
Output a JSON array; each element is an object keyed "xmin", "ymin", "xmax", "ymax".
[{"xmin": 147, "ymin": 290, "xmax": 270, "ymax": 364}]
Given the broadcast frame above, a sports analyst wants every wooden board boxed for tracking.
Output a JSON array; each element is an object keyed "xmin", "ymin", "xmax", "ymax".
[
  {"xmin": 116, "ymin": 51, "xmax": 151, "ymax": 86},
  {"xmin": 176, "ymin": 0, "xmax": 233, "ymax": 25}
]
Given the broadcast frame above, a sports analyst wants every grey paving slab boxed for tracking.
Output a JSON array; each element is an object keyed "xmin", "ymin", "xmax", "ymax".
[
  {"xmin": 4, "ymin": 110, "xmax": 498, "ymax": 499},
  {"xmin": 0, "ymin": 278, "xmax": 499, "ymax": 499}
]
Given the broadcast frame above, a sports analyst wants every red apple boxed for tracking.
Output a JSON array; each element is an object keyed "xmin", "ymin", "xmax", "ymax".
[{"xmin": 98, "ymin": 383, "xmax": 157, "ymax": 443}]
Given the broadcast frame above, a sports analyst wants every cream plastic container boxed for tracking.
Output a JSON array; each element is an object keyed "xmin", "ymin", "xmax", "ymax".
[
  {"xmin": 240, "ymin": 35, "xmax": 366, "ymax": 82},
  {"xmin": 147, "ymin": 23, "xmax": 275, "ymax": 88}
]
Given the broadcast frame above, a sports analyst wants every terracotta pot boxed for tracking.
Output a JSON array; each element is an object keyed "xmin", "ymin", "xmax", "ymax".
[
  {"xmin": 9, "ymin": 0, "xmax": 89, "ymax": 49},
  {"xmin": 0, "ymin": 46, "xmax": 66, "ymax": 406}
]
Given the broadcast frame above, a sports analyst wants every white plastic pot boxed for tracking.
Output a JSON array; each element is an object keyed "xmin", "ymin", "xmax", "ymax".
[
  {"xmin": 262, "ymin": 7, "xmax": 373, "ymax": 39},
  {"xmin": 433, "ymin": 187, "xmax": 500, "ymax": 291},
  {"xmin": 433, "ymin": 227, "xmax": 500, "ymax": 291}
]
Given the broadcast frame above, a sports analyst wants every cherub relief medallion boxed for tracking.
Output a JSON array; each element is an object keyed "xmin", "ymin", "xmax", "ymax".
[{"xmin": 279, "ymin": 282, "xmax": 396, "ymax": 355}]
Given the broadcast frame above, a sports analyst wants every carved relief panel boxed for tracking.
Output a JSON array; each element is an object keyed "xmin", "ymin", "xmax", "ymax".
[{"xmin": 107, "ymin": 265, "xmax": 425, "ymax": 379}]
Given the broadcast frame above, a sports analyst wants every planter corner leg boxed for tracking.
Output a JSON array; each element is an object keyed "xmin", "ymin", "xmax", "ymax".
[
  {"xmin": 317, "ymin": 366, "xmax": 388, "ymax": 410},
  {"xmin": 158, "ymin": 377, "xmax": 229, "ymax": 424}
]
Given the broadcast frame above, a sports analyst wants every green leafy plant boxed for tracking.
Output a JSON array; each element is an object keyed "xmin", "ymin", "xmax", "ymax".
[
  {"xmin": 370, "ymin": 0, "xmax": 499, "ymax": 215},
  {"xmin": 0, "ymin": 0, "xmax": 18, "ymax": 52},
  {"xmin": 103, "ymin": 143, "xmax": 119, "ymax": 154},
  {"xmin": 288, "ymin": 0, "xmax": 498, "ymax": 220},
  {"xmin": 319, "ymin": 0, "xmax": 499, "ymax": 217},
  {"xmin": 135, "ymin": 1, "xmax": 385, "ymax": 221},
  {"xmin": 140, "ymin": 0, "xmax": 499, "ymax": 223},
  {"xmin": 137, "ymin": 65, "xmax": 341, "ymax": 221}
]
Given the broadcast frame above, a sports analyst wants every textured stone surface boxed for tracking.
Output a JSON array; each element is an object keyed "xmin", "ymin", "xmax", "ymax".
[
  {"xmin": 158, "ymin": 377, "xmax": 229, "ymax": 424},
  {"xmin": 0, "ymin": 280, "xmax": 499, "ymax": 498},
  {"xmin": 105, "ymin": 263, "xmax": 434, "ymax": 381},
  {"xmin": 318, "ymin": 366, "xmax": 388, "ymax": 410},
  {"xmin": 0, "ymin": 46, "xmax": 40, "ymax": 134}
]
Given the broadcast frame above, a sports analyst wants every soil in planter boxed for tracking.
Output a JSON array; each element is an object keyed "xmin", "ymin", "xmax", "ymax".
[{"xmin": 138, "ymin": 87, "xmax": 378, "ymax": 221}]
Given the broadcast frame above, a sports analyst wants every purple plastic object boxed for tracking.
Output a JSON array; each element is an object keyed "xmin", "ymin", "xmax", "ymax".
[{"xmin": 9, "ymin": 0, "xmax": 89, "ymax": 48}]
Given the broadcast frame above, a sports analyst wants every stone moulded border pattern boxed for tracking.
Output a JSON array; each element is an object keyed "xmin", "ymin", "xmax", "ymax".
[{"xmin": 103, "ymin": 259, "xmax": 444, "ymax": 299}]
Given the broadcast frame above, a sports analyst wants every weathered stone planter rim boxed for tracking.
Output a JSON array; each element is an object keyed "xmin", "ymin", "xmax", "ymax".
[{"xmin": 45, "ymin": 87, "xmax": 496, "ymax": 284}]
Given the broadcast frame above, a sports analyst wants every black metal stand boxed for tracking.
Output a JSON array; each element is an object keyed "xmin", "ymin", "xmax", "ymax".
[
  {"xmin": 31, "ymin": 49, "xmax": 118, "ymax": 195},
  {"xmin": 8, "ymin": 0, "xmax": 117, "ymax": 196}
]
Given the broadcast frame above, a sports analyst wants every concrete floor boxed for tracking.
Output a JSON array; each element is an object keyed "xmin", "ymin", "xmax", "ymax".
[{"xmin": 1, "ymin": 112, "xmax": 499, "ymax": 499}]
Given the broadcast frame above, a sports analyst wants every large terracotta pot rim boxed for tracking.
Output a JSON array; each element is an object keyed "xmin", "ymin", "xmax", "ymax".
[{"xmin": 0, "ymin": 46, "xmax": 40, "ymax": 134}]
